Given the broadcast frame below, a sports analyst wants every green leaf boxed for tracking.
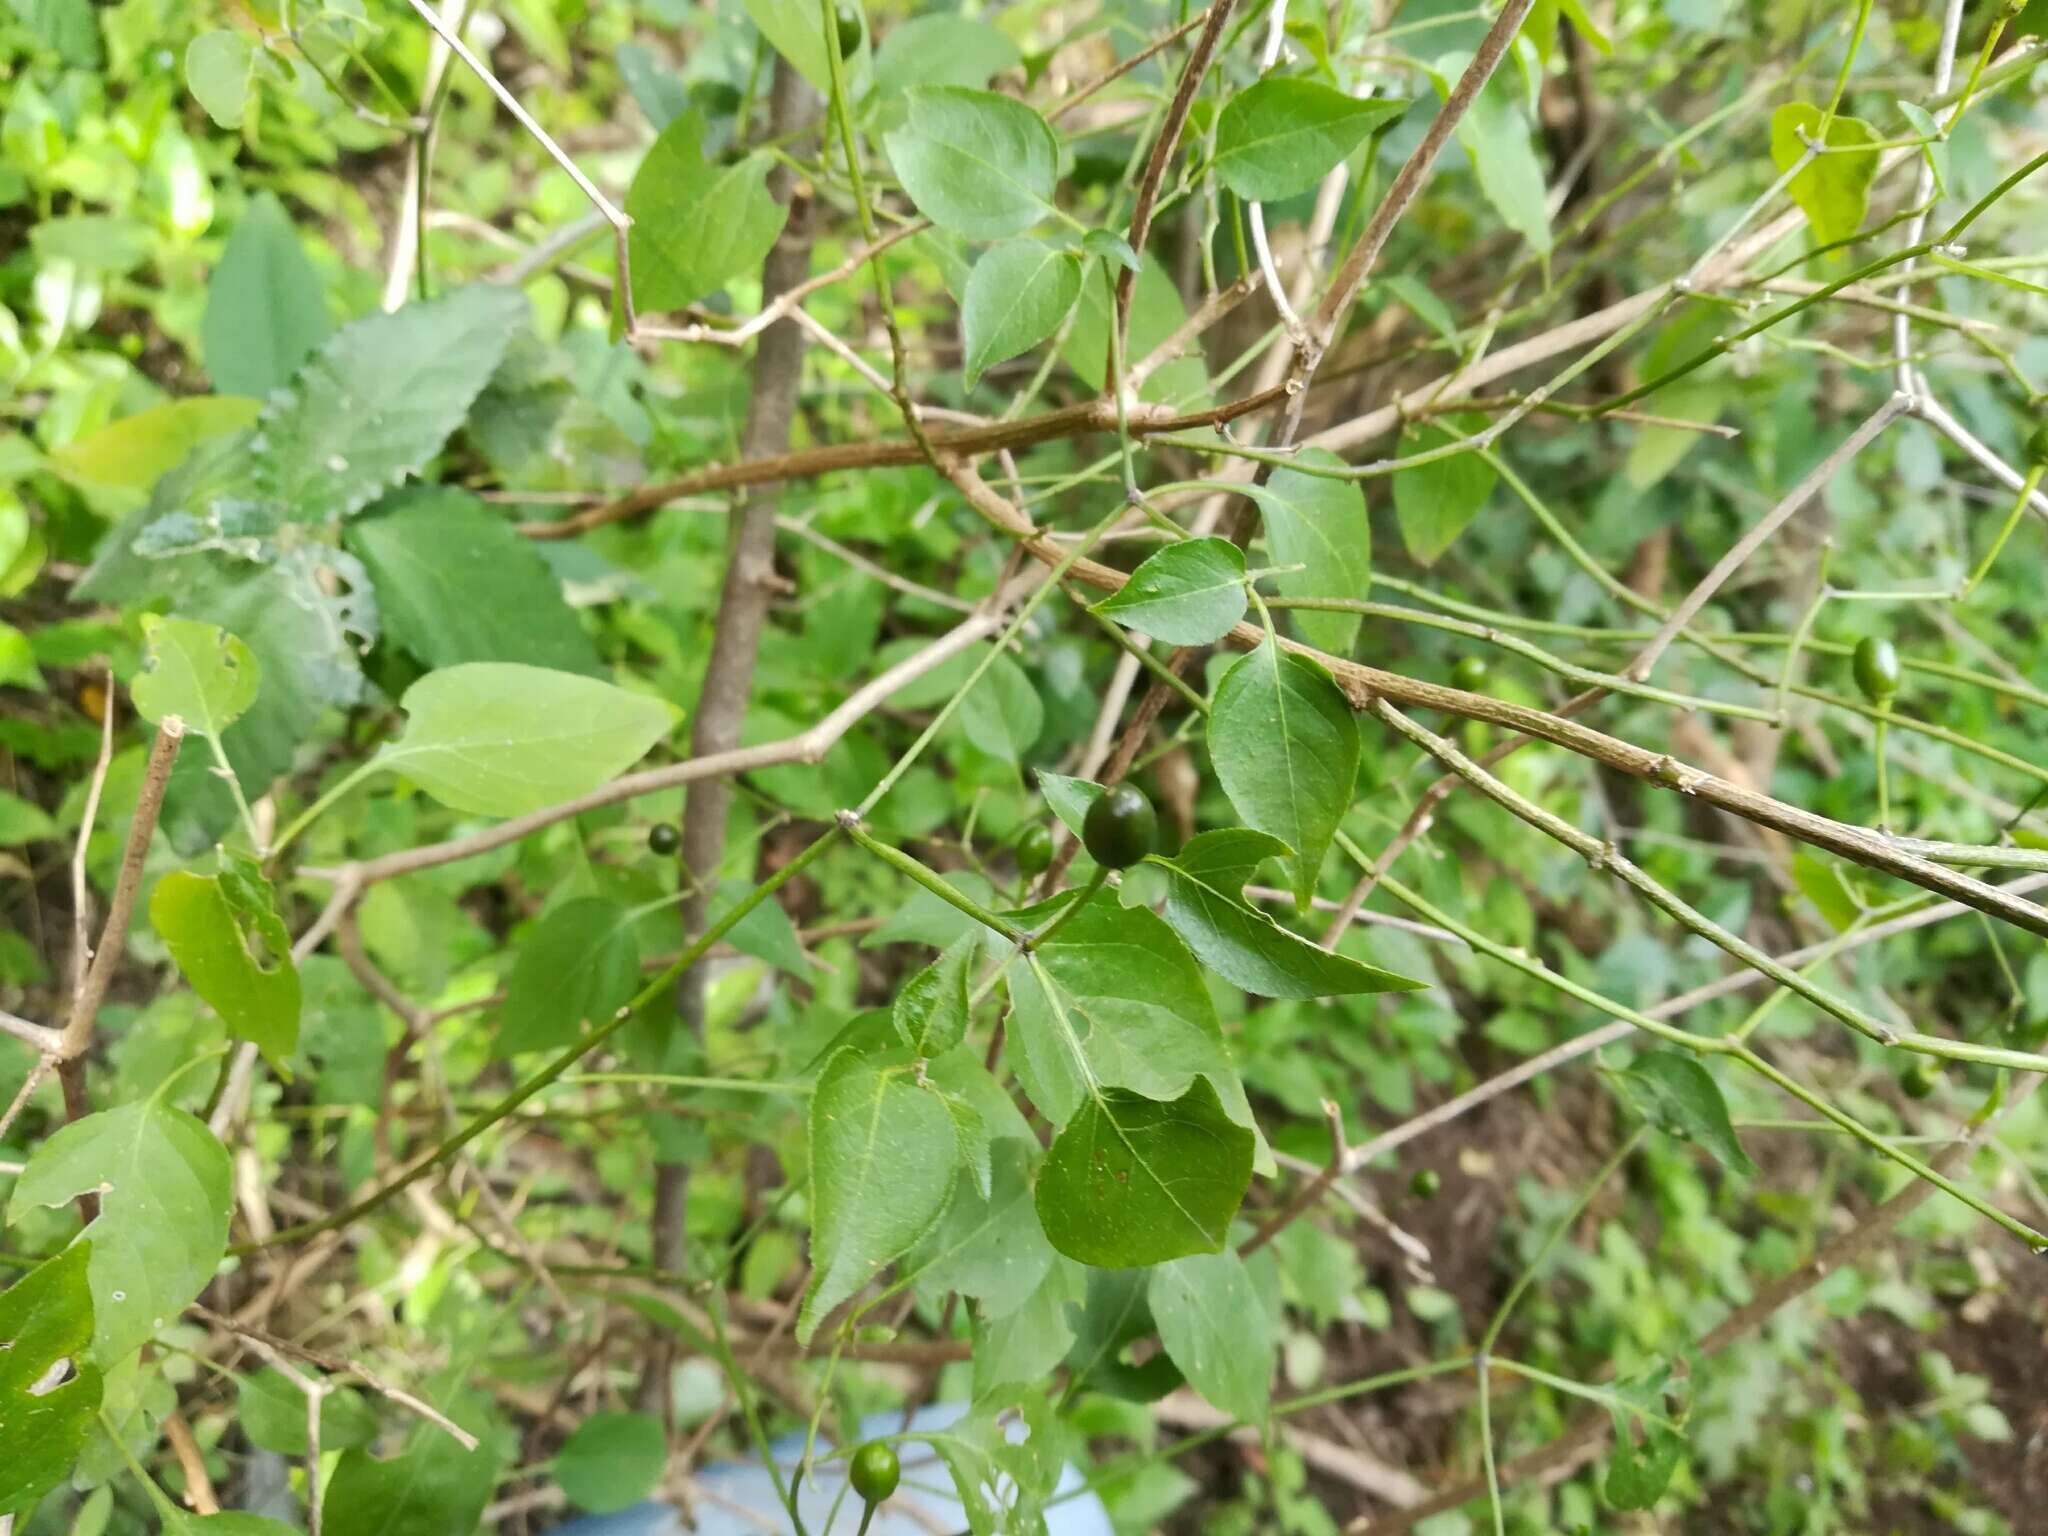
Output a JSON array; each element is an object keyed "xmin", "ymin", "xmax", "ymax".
[
  {"xmin": 884, "ymin": 86, "xmax": 1059, "ymax": 239},
  {"xmin": 51, "ymin": 398, "xmax": 263, "ymax": 490},
  {"xmin": 323, "ymin": 1417, "xmax": 500, "ymax": 1536},
  {"xmin": 799, "ymin": 1046, "xmax": 961, "ymax": 1341},
  {"xmin": 1092, "ymin": 538, "xmax": 1248, "ymax": 645},
  {"xmin": 238, "ymin": 1368, "xmax": 378, "ymax": 1457},
  {"xmin": 1623, "ymin": 380, "xmax": 1728, "ymax": 490},
  {"xmin": 1391, "ymin": 420, "xmax": 1497, "ymax": 566},
  {"xmin": 8, "ymin": 1100, "xmax": 231, "ymax": 1364},
  {"xmin": 1154, "ymin": 829, "xmax": 1423, "ymax": 999},
  {"xmin": 626, "ymin": 109, "xmax": 789, "ymax": 312},
  {"xmin": 1605, "ymin": 1417, "xmax": 1684, "ymax": 1510},
  {"xmin": 1005, "ymin": 892, "xmax": 1251, "ymax": 1129},
  {"xmin": 255, "ymin": 285, "xmax": 530, "ymax": 524},
  {"xmin": 1062, "ymin": 1268, "xmax": 1182, "ymax": 1401},
  {"xmin": 706, "ymin": 878, "xmax": 810, "ymax": 976},
  {"xmin": 149, "ymin": 868, "xmax": 301, "ymax": 1066},
  {"xmin": 185, "ymin": 30, "xmax": 254, "ymax": 129},
  {"xmin": 0, "ymin": 1246, "xmax": 103, "ymax": 1518},
  {"xmin": 6, "ymin": 0, "xmax": 100, "ymax": 67},
  {"xmin": 1213, "ymin": 79, "xmax": 1405, "ymax": 201},
  {"xmin": 376, "ymin": 663, "xmax": 678, "ymax": 819},
  {"xmin": 1621, "ymin": 1051, "xmax": 1756, "ymax": 1175},
  {"xmin": 1770, "ymin": 102, "xmax": 1881, "ymax": 247},
  {"xmin": 202, "ymin": 192, "xmax": 330, "ymax": 398},
  {"xmin": 893, "ymin": 931, "xmax": 979, "ymax": 1057},
  {"xmin": 1081, "ymin": 227, "xmax": 1141, "ymax": 272},
  {"xmin": 1455, "ymin": 76, "xmax": 1551, "ymax": 253},
  {"xmin": 873, "ymin": 14, "xmax": 1020, "ymax": 95},
  {"xmin": 1149, "ymin": 1251, "xmax": 1272, "ymax": 1423},
  {"xmin": 344, "ymin": 488, "xmax": 601, "ymax": 675},
  {"xmin": 957, "ymin": 649, "xmax": 1043, "ymax": 761},
  {"xmin": 1036, "ymin": 1077, "xmax": 1254, "ymax": 1268},
  {"xmin": 555, "ymin": 1412, "xmax": 667, "ymax": 1513},
  {"xmin": 1208, "ymin": 638, "xmax": 1360, "ymax": 908},
  {"xmin": 906, "ymin": 1138, "xmax": 1056, "ymax": 1318},
  {"xmin": 1244, "ymin": 450, "xmax": 1371, "ymax": 655},
  {"xmin": 962, "ymin": 240, "xmax": 1082, "ymax": 387},
  {"xmin": 1062, "ymin": 254, "xmax": 1211, "ymax": 405},
  {"xmin": 0, "ymin": 788, "xmax": 59, "ymax": 846},
  {"xmin": 497, "ymin": 897, "xmax": 640, "ymax": 1057},
  {"xmin": 131, "ymin": 615, "xmax": 261, "ymax": 737},
  {"xmin": 742, "ymin": 0, "xmax": 847, "ymax": 94},
  {"xmin": 1035, "ymin": 769, "xmax": 1104, "ymax": 840}
]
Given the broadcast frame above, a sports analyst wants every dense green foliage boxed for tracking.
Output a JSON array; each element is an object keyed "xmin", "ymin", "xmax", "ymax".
[{"xmin": 4, "ymin": 0, "xmax": 2048, "ymax": 1533}]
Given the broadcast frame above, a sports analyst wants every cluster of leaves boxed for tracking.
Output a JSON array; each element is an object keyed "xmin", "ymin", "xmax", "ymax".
[{"xmin": 5, "ymin": 0, "xmax": 2048, "ymax": 1533}]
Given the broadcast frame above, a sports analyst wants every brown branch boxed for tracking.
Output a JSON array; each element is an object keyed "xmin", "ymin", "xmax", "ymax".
[{"xmin": 1046, "ymin": 4, "xmax": 1217, "ymax": 123}]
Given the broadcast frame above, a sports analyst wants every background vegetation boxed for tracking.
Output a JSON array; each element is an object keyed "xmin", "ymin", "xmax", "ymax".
[{"xmin": 3, "ymin": 0, "xmax": 2048, "ymax": 1531}]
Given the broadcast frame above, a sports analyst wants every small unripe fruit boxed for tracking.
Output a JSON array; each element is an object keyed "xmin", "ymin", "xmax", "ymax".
[
  {"xmin": 1900, "ymin": 1060, "xmax": 1940, "ymax": 1100},
  {"xmin": 1082, "ymin": 784, "xmax": 1156, "ymax": 870},
  {"xmin": 2026, "ymin": 421, "xmax": 2048, "ymax": 467},
  {"xmin": 647, "ymin": 823, "xmax": 681, "ymax": 856},
  {"xmin": 1452, "ymin": 656, "xmax": 1488, "ymax": 690},
  {"xmin": 833, "ymin": 0, "xmax": 863, "ymax": 57},
  {"xmin": 1409, "ymin": 1168, "xmax": 1441, "ymax": 1199},
  {"xmin": 1014, "ymin": 823, "xmax": 1054, "ymax": 877},
  {"xmin": 849, "ymin": 1440, "xmax": 900, "ymax": 1504},
  {"xmin": 1852, "ymin": 636, "xmax": 1900, "ymax": 704}
]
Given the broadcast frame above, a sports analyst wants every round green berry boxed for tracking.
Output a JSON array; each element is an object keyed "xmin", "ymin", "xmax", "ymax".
[
  {"xmin": 833, "ymin": 0, "xmax": 863, "ymax": 57},
  {"xmin": 1852, "ymin": 636, "xmax": 1900, "ymax": 704},
  {"xmin": 1452, "ymin": 656, "xmax": 1489, "ymax": 691},
  {"xmin": 2025, "ymin": 420, "xmax": 2048, "ymax": 467},
  {"xmin": 1409, "ymin": 1168, "xmax": 1442, "ymax": 1199},
  {"xmin": 849, "ymin": 1440, "xmax": 900, "ymax": 1504},
  {"xmin": 1900, "ymin": 1060, "xmax": 1940, "ymax": 1100},
  {"xmin": 1082, "ymin": 784, "xmax": 1156, "ymax": 870},
  {"xmin": 647, "ymin": 823, "xmax": 681, "ymax": 856},
  {"xmin": 1014, "ymin": 823, "xmax": 1054, "ymax": 877}
]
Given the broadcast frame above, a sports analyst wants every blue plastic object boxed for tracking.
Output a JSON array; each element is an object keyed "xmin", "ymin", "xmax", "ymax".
[{"xmin": 546, "ymin": 1403, "xmax": 1112, "ymax": 1535}]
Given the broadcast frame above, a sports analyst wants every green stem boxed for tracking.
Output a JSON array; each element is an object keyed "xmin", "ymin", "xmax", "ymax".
[
  {"xmin": 1958, "ymin": 465, "xmax": 2046, "ymax": 601},
  {"xmin": 1031, "ymin": 866, "xmax": 1109, "ymax": 950},
  {"xmin": 839, "ymin": 818, "xmax": 1029, "ymax": 946}
]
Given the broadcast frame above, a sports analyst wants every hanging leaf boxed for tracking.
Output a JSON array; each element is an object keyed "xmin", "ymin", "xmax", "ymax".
[
  {"xmin": 7, "ymin": 1099, "xmax": 231, "ymax": 1365},
  {"xmin": 0, "ymin": 1245, "xmax": 103, "ymax": 1518},
  {"xmin": 1036, "ymin": 769, "xmax": 1105, "ymax": 840},
  {"xmin": 1035, "ymin": 1077, "xmax": 1254, "ymax": 1268},
  {"xmin": 149, "ymin": 867, "xmax": 300, "ymax": 1066},
  {"xmin": 961, "ymin": 240, "xmax": 1082, "ymax": 387},
  {"xmin": 376, "ymin": 663, "xmax": 678, "ymax": 818},
  {"xmin": 184, "ymin": 30, "xmax": 253, "ymax": 129},
  {"xmin": 626, "ymin": 109, "xmax": 789, "ymax": 312},
  {"xmin": 893, "ymin": 931, "xmax": 979, "ymax": 1057},
  {"xmin": 1207, "ymin": 638, "xmax": 1360, "ymax": 909},
  {"xmin": 1155, "ymin": 829, "xmax": 1423, "ymax": 998},
  {"xmin": 1621, "ymin": 1051, "xmax": 1756, "ymax": 1175},
  {"xmin": 1213, "ymin": 79, "xmax": 1405, "ymax": 201},
  {"xmin": 1149, "ymin": 1251, "xmax": 1272, "ymax": 1423},
  {"xmin": 201, "ymin": 192, "xmax": 330, "ymax": 398},
  {"xmin": 131, "ymin": 615, "xmax": 261, "ymax": 737},
  {"xmin": 496, "ymin": 897, "xmax": 641, "ymax": 1057},
  {"xmin": 883, "ymin": 86, "xmax": 1059, "ymax": 239},
  {"xmin": 1092, "ymin": 538, "xmax": 1248, "ymax": 645},
  {"xmin": 555, "ymin": 1412, "xmax": 667, "ymax": 1514},
  {"xmin": 1770, "ymin": 102, "xmax": 1881, "ymax": 247},
  {"xmin": 1454, "ymin": 76, "xmax": 1552, "ymax": 253},
  {"xmin": 1391, "ymin": 418, "xmax": 1497, "ymax": 566},
  {"xmin": 1243, "ymin": 451, "xmax": 1371, "ymax": 655}
]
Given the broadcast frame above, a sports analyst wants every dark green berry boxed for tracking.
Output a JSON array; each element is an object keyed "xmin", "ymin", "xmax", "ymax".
[
  {"xmin": 1900, "ymin": 1060, "xmax": 1940, "ymax": 1100},
  {"xmin": 1452, "ymin": 656, "xmax": 1489, "ymax": 691},
  {"xmin": 849, "ymin": 1440, "xmax": 900, "ymax": 1504},
  {"xmin": 1014, "ymin": 823, "xmax": 1054, "ymax": 877},
  {"xmin": 647, "ymin": 823, "xmax": 681, "ymax": 856},
  {"xmin": 2026, "ymin": 421, "xmax": 2048, "ymax": 467},
  {"xmin": 1852, "ymin": 636, "xmax": 1900, "ymax": 704},
  {"xmin": 1409, "ymin": 1168, "xmax": 1441, "ymax": 1199},
  {"xmin": 833, "ymin": 0, "xmax": 863, "ymax": 57},
  {"xmin": 1082, "ymin": 784, "xmax": 1156, "ymax": 870}
]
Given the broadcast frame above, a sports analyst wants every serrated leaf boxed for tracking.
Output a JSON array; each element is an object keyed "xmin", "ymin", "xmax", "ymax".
[
  {"xmin": 1150, "ymin": 1251, "xmax": 1272, "ymax": 1423},
  {"xmin": 962, "ymin": 240, "xmax": 1081, "ymax": 387},
  {"xmin": 0, "ymin": 1246, "xmax": 103, "ymax": 1518},
  {"xmin": 884, "ymin": 86, "xmax": 1058, "ymax": 239},
  {"xmin": 1208, "ymin": 638, "xmax": 1360, "ymax": 909},
  {"xmin": 1243, "ymin": 451, "xmax": 1370, "ymax": 654},
  {"xmin": 1391, "ymin": 419, "xmax": 1497, "ymax": 565},
  {"xmin": 149, "ymin": 869, "xmax": 300, "ymax": 1066},
  {"xmin": 8, "ymin": 1100, "xmax": 231, "ymax": 1364},
  {"xmin": 799, "ymin": 1046, "xmax": 961, "ymax": 1341},
  {"xmin": 626, "ymin": 109, "xmax": 789, "ymax": 311},
  {"xmin": 376, "ymin": 663, "xmax": 678, "ymax": 818},
  {"xmin": 1621, "ymin": 1051, "xmax": 1756, "ymax": 1175},
  {"xmin": 131, "ymin": 615, "xmax": 261, "ymax": 737},
  {"xmin": 1036, "ymin": 1077, "xmax": 1254, "ymax": 1268},
  {"xmin": 1213, "ymin": 79, "xmax": 1405, "ymax": 201},
  {"xmin": 1155, "ymin": 829, "xmax": 1423, "ymax": 998},
  {"xmin": 202, "ymin": 192, "xmax": 330, "ymax": 398},
  {"xmin": 893, "ymin": 931, "xmax": 979, "ymax": 1057},
  {"xmin": 1092, "ymin": 538, "xmax": 1248, "ymax": 645},
  {"xmin": 497, "ymin": 897, "xmax": 640, "ymax": 1057},
  {"xmin": 1770, "ymin": 102, "xmax": 1881, "ymax": 247},
  {"xmin": 344, "ymin": 488, "xmax": 601, "ymax": 675},
  {"xmin": 555, "ymin": 1412, "xmax": 667, "ymax": 1514},
  {"xmin": 254, "ymin": 285, "xmax": 529, "ymax": 524}
]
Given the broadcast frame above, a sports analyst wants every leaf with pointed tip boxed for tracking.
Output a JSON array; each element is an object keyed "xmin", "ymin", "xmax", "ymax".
[
  {"xmin": 1214, "ymin": 79, "xmax": 1406, "ymax": 201},
  {"xmin": 1155, "ymin": 829, "xmax": 1423, "ymax": 998},
  {"xmin": 1150, "ymin": 1251, "xmax": 1272, "ymax": 1423},
  {"xmin": 1243, "ymin": 453, "xmax": 1371, "ymax": 655},
  {"xmin": 1207, "ymin": 638, "xmax": 1359, "ymax": 909},
  {"xmin": 1621, "ymin": 1051, "xmax": 1756, "ymax": 1175},
  {"xmin": 1092, "ymin": 538, "xmax": 1248, "ymax": 645},
  {"xmin": 498, "ymin": 897, "xmax": 641, "ymax": 1057},
  {"xmin": 894, "ymin": 931, "xmax": 979, "ymax": 1057},
  {"xmin": 627, "ymin": 109, "xmax": 789, "ymax": 310},
  {"xmin": 1036, "ymin": 769, "xmax": 1104, "ymax": 840},
  {"xmin": 884, "ymin": 87, "xmax": 1059, "ymax": 239},
  {"xmin": 962, "ymin": 240, "xmax": 1082, "ymax": 387},
  {"xmin": 1770, "ymin": 102, "xmax": 1881, "ymax": 247},
  {"xmin": 149, "ymin": 869, "xmax": 300, "ymax": 1066}
]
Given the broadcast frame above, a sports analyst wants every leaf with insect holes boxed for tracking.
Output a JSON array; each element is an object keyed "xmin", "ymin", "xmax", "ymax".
[
  {"xmin": 131, "ymin": 615, "xmax": 260, "ymax": 737},
  {"xmin": 1092, "ymin": 538, "xmax": 1247, "ymax": 645},
  {"xmin": 8, "ymin": 1100, "xmax": 231, "ymax": 1365},
  {"xmin": 0, "ymin": 1245, "xmax": 103, "ymax": 1518}
]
